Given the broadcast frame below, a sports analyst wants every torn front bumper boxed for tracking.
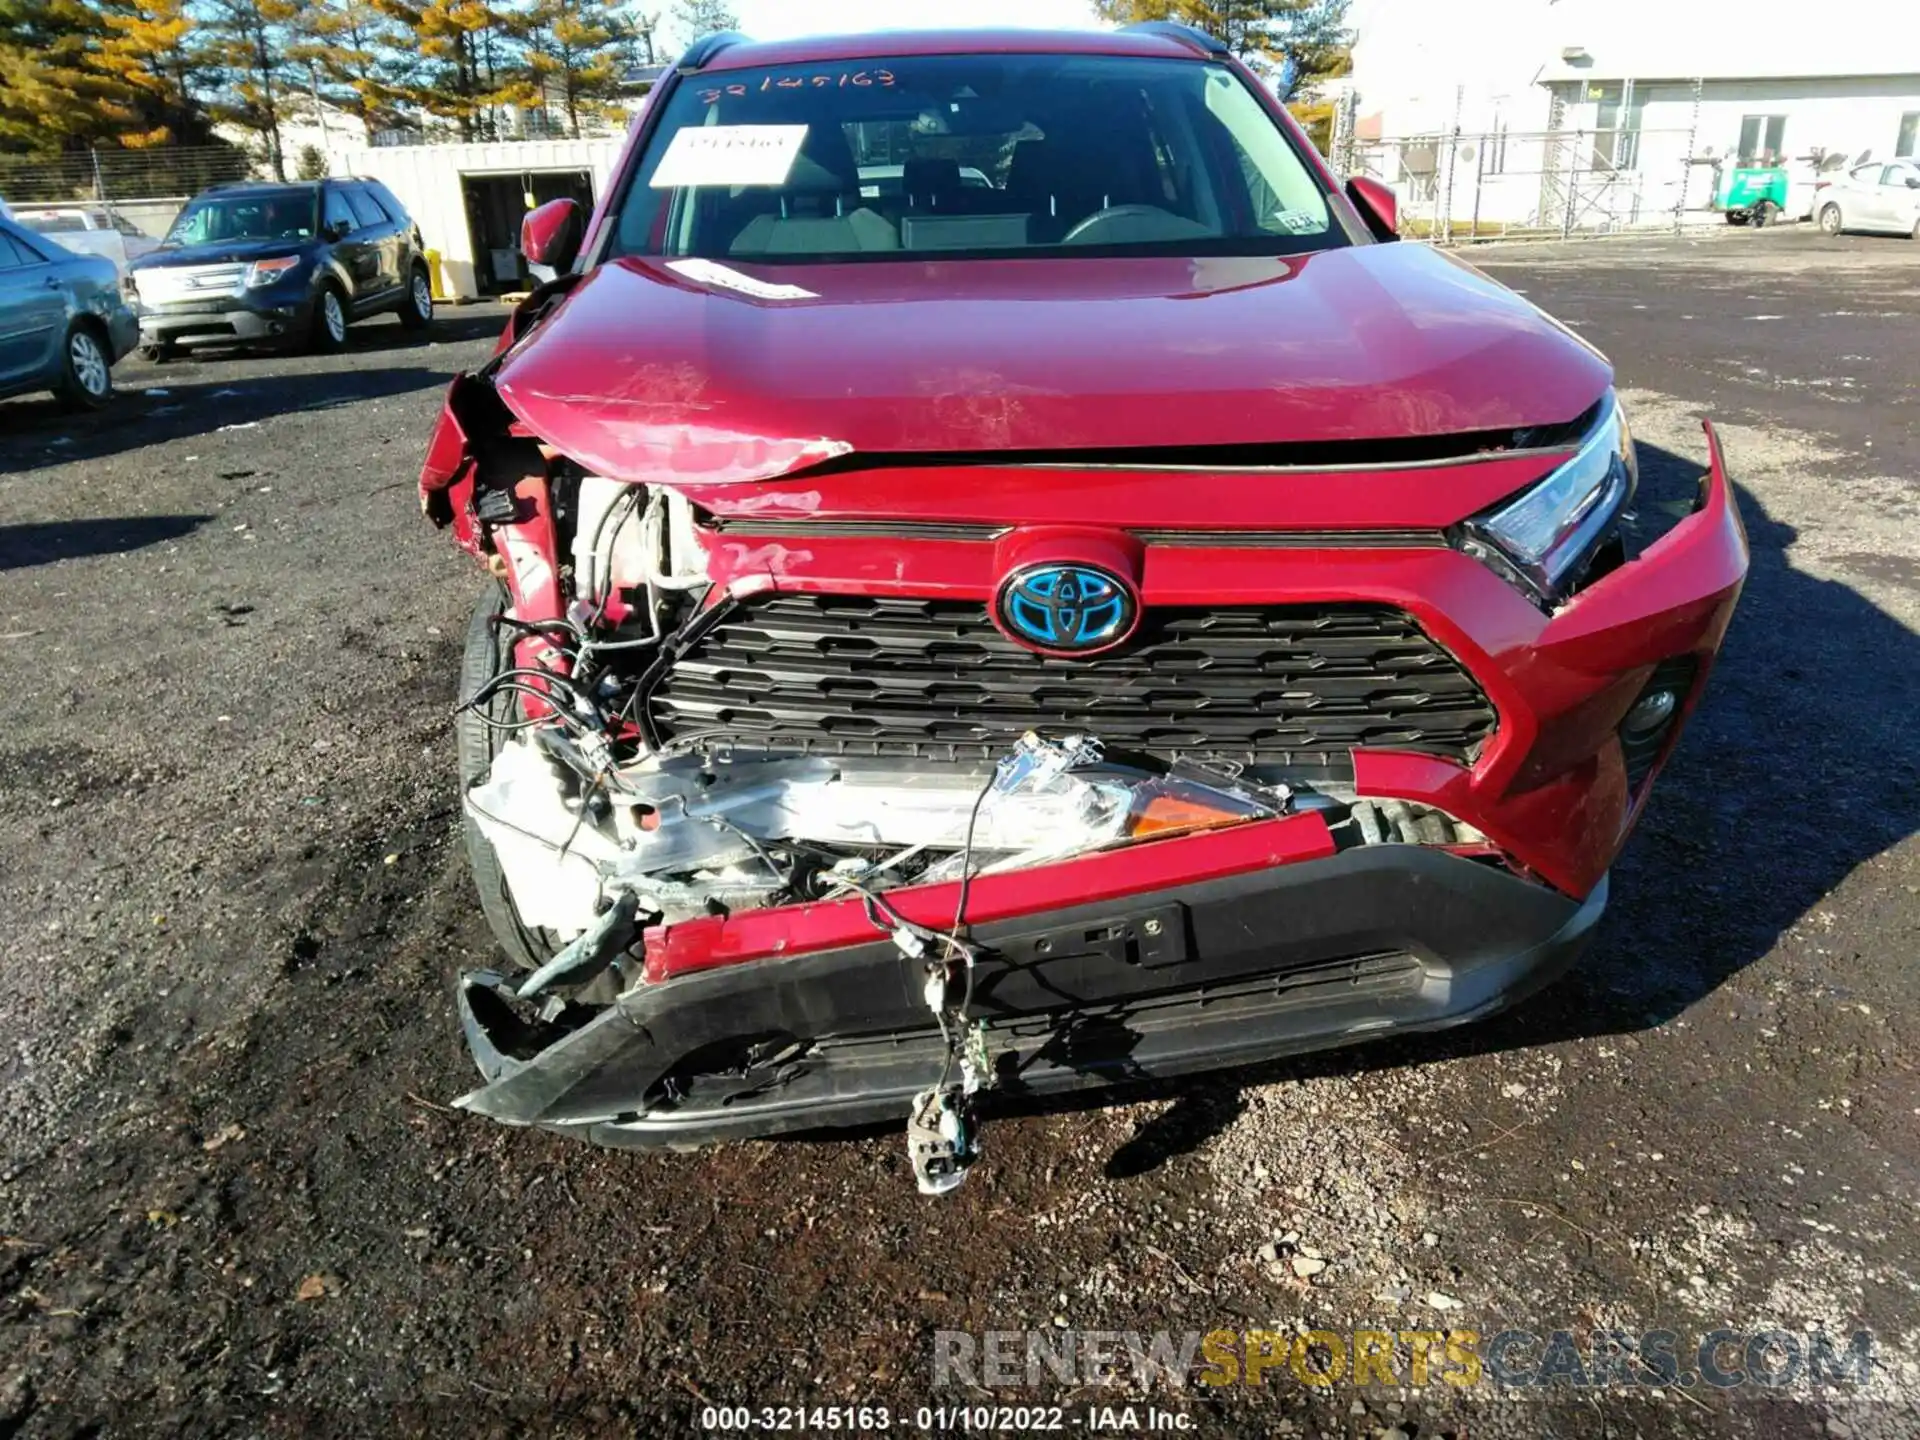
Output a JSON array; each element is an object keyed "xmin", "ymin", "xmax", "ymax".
[{"xmin": 454, "ymin": 833, "xmax": 1604, "ymax": 1147}]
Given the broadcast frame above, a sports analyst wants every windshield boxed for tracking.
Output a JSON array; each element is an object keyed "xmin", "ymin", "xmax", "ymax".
[
  {"xmin": 164, "ymin": 189, "xmax": 316, "ymax": 247},
  {"xmin": 611, "ymin": 53, "xmax": 1343, "ymax": 264}
]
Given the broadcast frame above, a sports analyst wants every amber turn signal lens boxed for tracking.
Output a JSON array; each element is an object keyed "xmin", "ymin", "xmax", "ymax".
[{"xmin": 1126, "ymin": 781, "xmax": 1268, "ymax": 839}]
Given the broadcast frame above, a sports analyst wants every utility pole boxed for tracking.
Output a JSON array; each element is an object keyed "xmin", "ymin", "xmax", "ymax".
[{"xmin": 310, "ymin": 62, "xmax": 331, "ymax": 150}]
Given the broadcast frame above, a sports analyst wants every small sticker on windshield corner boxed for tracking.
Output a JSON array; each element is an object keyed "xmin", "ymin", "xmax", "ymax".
[
  {"xmin": 648, "ymin": 124, "xmax": 810, "ymax": 189},
  {"xmin": 1271, "ymin": 209, "xmax": 1320, "ymax": 234}
]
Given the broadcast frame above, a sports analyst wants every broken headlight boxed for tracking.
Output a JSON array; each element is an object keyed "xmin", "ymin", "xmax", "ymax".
[{"xmin": 1458, "ymin": 392, "xmax": 1636, "ymax": 607}]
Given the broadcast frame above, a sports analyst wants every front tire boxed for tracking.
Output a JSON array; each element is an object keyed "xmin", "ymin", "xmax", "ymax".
[
  {"xmin": 458, "ymin": 580, "xmax": 560, "ymax": 974},
  {"xmin": 55, "ymin": 322, "xmax": 113, "ymax": 411},
  {"xmin": 398, "ymin": 265, "xmax": 433, "ymax": 331},
  {"xmin": 1818, "ymin": 203, "xmax": 1843, "ymax": 235},
  {"xmin": 309, "ymin": 284, "xmax": 349, "ymax": 352}
]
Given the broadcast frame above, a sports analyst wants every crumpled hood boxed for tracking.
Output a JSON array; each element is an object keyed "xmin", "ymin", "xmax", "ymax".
[{"xmin": 492, "ymin": 244, "xmax": 1612, "ymax": 486}]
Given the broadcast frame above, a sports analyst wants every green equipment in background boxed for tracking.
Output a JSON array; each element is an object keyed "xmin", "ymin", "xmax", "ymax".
[{"xmin": 1718, "ymin": 165, "xmax": 1789, "ymax": 226}]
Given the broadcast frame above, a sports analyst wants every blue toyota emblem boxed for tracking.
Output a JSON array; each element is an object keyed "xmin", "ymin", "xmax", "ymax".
[{"xmin": 997, "ymin": 564, "xmax": 1136, "ymax": 653}]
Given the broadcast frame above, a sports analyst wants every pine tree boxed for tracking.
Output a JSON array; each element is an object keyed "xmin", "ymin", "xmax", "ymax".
[
  {"xmin": 289, "ymin": 0, "xmax": 413, "ymax": 133},
  {"xmin": 517, "ymin": 0, "xmax": 627, "ymax": 137},
  {"xmin": 375, "ymin": 0, "xmax": 532, "ymax": 140},
  {"xmin": 94, "ymin": 0, "xmax": 224, "ymax": 148},
  {"xmin": 668, "ymin": 0, "xmax": 734, "ymax": 51},
  {"xmin": 0, "ymin": 0, "xmax": 125, "ymax": 155},
  {"xmin": 202, "ymin": 0, "xmax": 307, "ymax": 179},
  {"xmin": 1089, "ymin": 0, "xmax": 1351, "ymax": 98}
]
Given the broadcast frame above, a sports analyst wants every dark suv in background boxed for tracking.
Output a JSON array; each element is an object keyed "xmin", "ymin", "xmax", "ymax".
[{"xmin": 127, "ymin": 178, "xmax": 433, "ymax": 358}]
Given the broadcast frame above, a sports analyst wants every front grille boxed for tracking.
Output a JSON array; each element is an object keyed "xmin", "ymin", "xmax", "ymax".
[
  {"xmin": 646, "ymin": 595, "xmax": 1497, "ymax": 767},
  {"xmin": 134, "ymin": 264, "xmax": 244, "ymax": 305}
]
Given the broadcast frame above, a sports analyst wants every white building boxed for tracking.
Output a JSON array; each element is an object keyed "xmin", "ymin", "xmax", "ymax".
[
  {"xmin": 1346, "ymin": 0, "xmax": 1920, "ymax": 231},
  {"xmin": 319, "ymin": 65, "xmax": 663, "ymax": 301},
  {"xmin": 338, "ymin": 138, "xmax": 627, "ymax": 300}
]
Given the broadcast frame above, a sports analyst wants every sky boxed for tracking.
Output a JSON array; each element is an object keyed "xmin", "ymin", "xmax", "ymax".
[{"xmin": 722, "ymin": 0, "xmax": 1107, "ymax": 43}]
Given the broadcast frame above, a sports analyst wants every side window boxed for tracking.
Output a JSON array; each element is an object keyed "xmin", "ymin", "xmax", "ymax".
[
  {"xmin": 368, "ymin": 181, "xmax": 409, "ymax": 225},
  {"xmin": 323, "ymin": 188, "xmax": 357, "ymax": 235},
  {"xmin": 3, "ymin": 230, "xmax": 46, "ymax": 265},
  {"xmin": 345, "ymin": 187, "xmax": 387, "ymax": 228},
  {"xmin": 1736, "ymin": 114, "xmax": 1787, "ymax": 164},
  {"xmin": 0, "ymin": 233, "xmax": 25, "ymax": 268}
]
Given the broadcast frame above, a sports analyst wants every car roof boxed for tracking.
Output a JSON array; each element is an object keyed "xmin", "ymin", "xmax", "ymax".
[
  {"xmin": 695, "ymin": 27, "xmax": 1217, "ymax": 74},
  {"xmin": 203, "ymin": 180, "xmax": 325, "ymax": 195}
]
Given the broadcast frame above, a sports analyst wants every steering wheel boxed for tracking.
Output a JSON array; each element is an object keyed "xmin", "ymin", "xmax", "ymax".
[{"xmin": 1061, "ymin": 204, "xmax": 1208, "ymax": 245}]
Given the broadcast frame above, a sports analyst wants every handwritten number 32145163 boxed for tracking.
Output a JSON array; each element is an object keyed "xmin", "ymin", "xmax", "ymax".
[{"xmin": 700, "ymin": 70, "xmax": 898, "ymax": 104}]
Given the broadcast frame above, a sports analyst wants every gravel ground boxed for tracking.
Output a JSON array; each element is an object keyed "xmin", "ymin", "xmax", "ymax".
[{"xmin": 2, "ymin": 226, "xmax": 1917, "ymax": 1439}]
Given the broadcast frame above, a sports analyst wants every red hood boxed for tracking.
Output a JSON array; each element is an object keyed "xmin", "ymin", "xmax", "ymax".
[{"xmin": 492, "ymin": 245, "xmax": 1611, "ymax": 486}]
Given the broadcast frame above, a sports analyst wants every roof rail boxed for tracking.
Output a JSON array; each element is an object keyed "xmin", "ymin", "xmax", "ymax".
[
  {"xmin": 1119, "ymin": 20, "xmax": 1230, "ymax": 59},
  {"xmin": 676, "ymin": 31, "xmax": 750, "ymax": 73}
]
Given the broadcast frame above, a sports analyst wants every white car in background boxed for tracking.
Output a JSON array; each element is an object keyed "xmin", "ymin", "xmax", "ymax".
[
  {"xmin": 1814, "ymin": 160, "xmax": 1920, "ymax": 238},
  {"xmin": 13, "ymin": 207, "xmax": 160, "ymax": 274}
]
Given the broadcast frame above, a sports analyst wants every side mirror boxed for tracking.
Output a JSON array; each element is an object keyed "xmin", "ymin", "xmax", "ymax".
[
  {"xmin": 521, "ymin": 198, "xmax": 585, "ymax": 271},
  {"xmin": 1346, "ymin": 176, "xmax": 1398, "ymax": 240}
]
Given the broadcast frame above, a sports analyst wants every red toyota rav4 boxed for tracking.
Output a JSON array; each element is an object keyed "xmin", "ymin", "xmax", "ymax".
[{"xmin": 418, "ymin": 24, "xmax": 1746, "ymax": 1191}]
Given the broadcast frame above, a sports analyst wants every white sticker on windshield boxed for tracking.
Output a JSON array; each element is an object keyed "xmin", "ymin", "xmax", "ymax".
[
  {"xmin": 665, "ymin": 258, "xmax": 819, "ymax": 301},
  {"xmin": 648, "ymin": 124, "xmax": 809, "ymax": 189}
]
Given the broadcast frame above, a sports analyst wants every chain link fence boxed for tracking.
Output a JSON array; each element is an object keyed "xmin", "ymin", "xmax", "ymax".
[
  {"xmin": 1331, "ymin": 104, "xmax": 1731, "ymax": 241},
  {"xmin": 0, "ymin": 146, "xmax": 254, "ymax": 235}
]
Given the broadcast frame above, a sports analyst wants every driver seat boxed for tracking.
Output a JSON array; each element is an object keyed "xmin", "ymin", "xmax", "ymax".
[{"xmin": 1005, "ymin": 138, "xmax": 1119, "ymax": 242}]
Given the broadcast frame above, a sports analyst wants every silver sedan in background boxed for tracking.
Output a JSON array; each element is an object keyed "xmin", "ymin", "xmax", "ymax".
[
  {"xmin": 1815, "ymin": 159, "xmax": 1920, "ymax": 238},
  {"xmin": 0, "ymin": 216, "xmax": 140, "ymax": 409}
]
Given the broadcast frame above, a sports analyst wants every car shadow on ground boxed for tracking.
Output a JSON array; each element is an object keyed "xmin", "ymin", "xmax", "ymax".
[
  {"xmin": 0, "ymin": 366, "xmax": 462, "ymax": 475},
  {"xmin": 0, "ymin": 310, "xmax": 506, "ymax": 473},
  {"xmin": 268, "ymin": 306, "xmax": 507, "ymax": 357},
  {"xmin": 1027, "ymin": 447, "xmax": 1920, "ymax": 1173},
  {"xmin": 0, "ymin": 515, "xmax": 213, "ymax": 572}
]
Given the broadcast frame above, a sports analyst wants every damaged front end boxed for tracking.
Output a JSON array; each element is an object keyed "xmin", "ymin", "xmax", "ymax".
[
  {"xmin": 454, "ymin": 724, "xmax": 1585, "ymax": 1189},
  {"xmin": 420, "ymin": 289, "xmax": 1743, "ymax": 1193}
]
